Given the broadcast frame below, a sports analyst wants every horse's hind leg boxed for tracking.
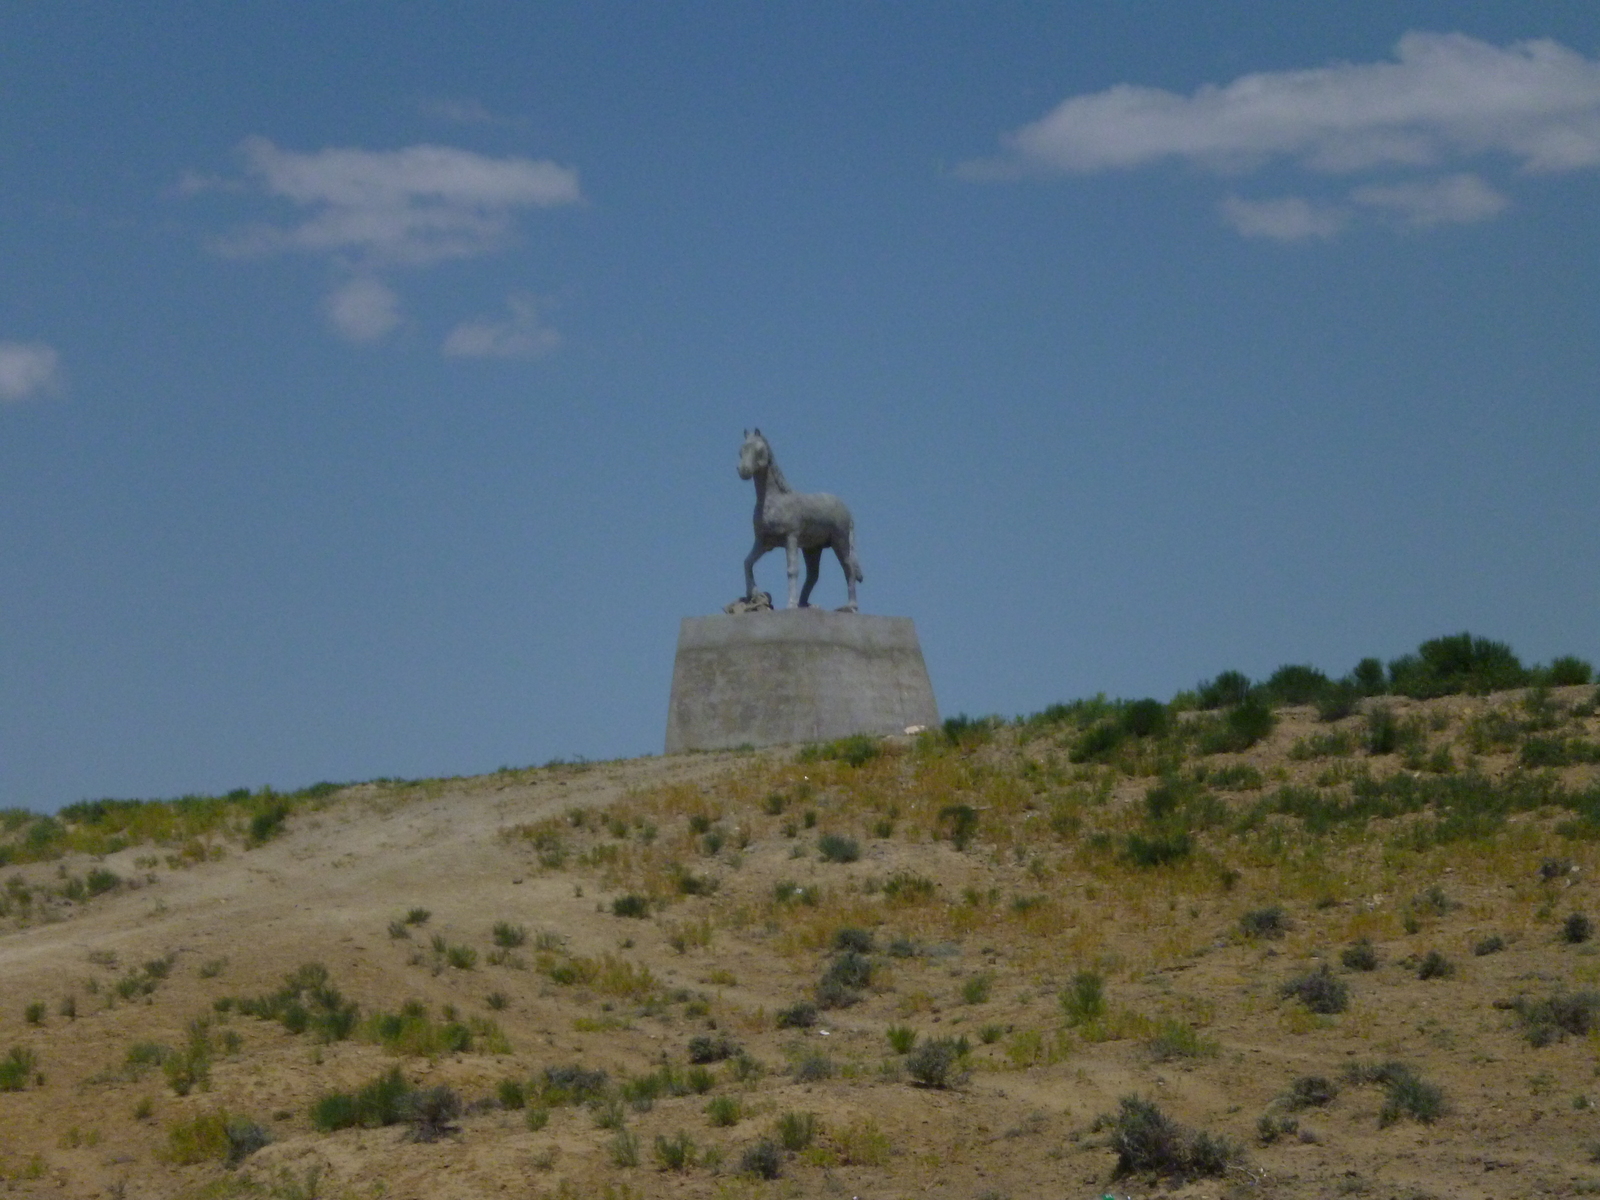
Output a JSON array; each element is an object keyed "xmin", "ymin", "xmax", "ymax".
[
  {"xmin": 799, "ymin": 546, "xmax": 823, "ymax": 607},
  {"xmin": 833, "ymin": 536, "xmax": 861, "ymax": 612}
]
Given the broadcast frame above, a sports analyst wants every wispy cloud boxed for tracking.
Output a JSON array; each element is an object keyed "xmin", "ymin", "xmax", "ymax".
[
  {"xmin": 966, "ymin": 32, "xmax": 1600, "ymax": 238},
  {"xmin": 194, "ymin": 139, "xmax": 580, "ymax": 346},
  {"xmin": 222, "ymin": 138, "xmax": 580, "ymax": 267},
  {"xmin": 0, "ymin": 342, "xmax": 62, "ymax": 403},
  {"xmin": 1220, "ymin": 196, "xmax": 1347, "ymax": 241},
  {"xmin": 1350, "ymin": 172, "xmax": 1509, "ymax": 226},
  {"xmin": 443, "ymin": 295, "xmax": 561, "ymax": 359},
  {"xmin": 326, "ymin": 278, "xmax": 403, "ymax": 343}
]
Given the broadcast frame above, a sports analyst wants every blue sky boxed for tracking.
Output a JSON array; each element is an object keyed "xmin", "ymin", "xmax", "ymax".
[{"xmin": 4, "ymin": 3, "xmax": 1598, "ymax": 811}]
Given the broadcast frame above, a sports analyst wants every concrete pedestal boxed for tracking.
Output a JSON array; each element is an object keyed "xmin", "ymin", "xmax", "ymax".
[{"xmin": 664, "ymin": 609, "xmax": 939, "ymax": 753}]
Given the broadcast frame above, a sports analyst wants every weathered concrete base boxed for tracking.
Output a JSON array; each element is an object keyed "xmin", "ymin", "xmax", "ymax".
[{"xmin": 665, "ymin": 610, "xmax": 939, "ymax": 753}]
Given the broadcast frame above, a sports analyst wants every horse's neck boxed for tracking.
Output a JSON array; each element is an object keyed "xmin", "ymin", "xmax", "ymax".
[{"xmin": 764, "ymin": 454, "xmax": 791, "ymax": 494}]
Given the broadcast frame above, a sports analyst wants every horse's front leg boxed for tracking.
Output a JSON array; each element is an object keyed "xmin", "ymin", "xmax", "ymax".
[
  {"xmin": 784, "ymin": 537, "xmax": 801, "ymax": 608},
  {"xmin": 744, "ymin": 540, "xmax": 767, "ymax": 601}
]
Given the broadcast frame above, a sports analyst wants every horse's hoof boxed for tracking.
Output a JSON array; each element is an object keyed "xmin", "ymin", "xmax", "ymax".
[{"xmin": 837, "ymin": 604, "xmax": 858, "ymax": 614}]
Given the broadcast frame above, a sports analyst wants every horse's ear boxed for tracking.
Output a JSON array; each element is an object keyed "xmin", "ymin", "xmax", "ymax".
[
  {"xmin": 742, "ymin": 428, "xmax": 748, "ymax": 436},
  {"xmin": 753, "ymin": 427, "xmax": 762, "ymax": 436}
]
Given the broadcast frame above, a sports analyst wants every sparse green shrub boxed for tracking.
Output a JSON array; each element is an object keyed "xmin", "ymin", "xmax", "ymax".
[
  {"xmin": 612, "ymin": 894, "xmax": 650, "ymax": 918},
  {"xmin": 817, "ymin": 833, "xmax": 860, "ymax": 863},
  {"xmin": 688, "ymin": 1034, "xmax": 739, "ymax": 1064},
  {"xmin": 776, "ymin": 1001, "xmax": 818, "ymax": 1029},
  {"xmin": 941, "ymin": 713, "xmax": 994, "ymax": 747},
  {"xmin": 1513, "ymin": 991, "xmax": 1600, "ymax": 1046},
  {"xmin": 23, "ymin": 1000, "xmax": 45, "ymax": 1025},
  {"xmin": 1378, "ymin": 1069, "xmax": 1446, "ymax": 1126},
  {"xmin": 1417, "ymin": 950, "xmax": 1454, "ymax": 980},
  {"xmin": 492, "ymin": 922, "xmax": 527, "ymax": 948},
  {"xmin": 832, "ymin": 927, "xmax": 874, "ymax": 953},
  {"xmin": 1104, "ymin": 1095, "xmax": 1243, "ymax": 1182},
  {"xmin": 1240, "ymin": 906, "xmax": 1289, "ymax": 940},
  {"xmin": 686, "ymin": 1065, "xmax": 717, "ymax": 1092},
  {"xmin": 589, "ymin": 1094, "xmax": 628, "ymax": 1131},
  {"xmin": 404, "ymin": 907, "xmax": 430, "ymax": 925},
  {"xmin": 486, "ymin": 991, "xmax": 508, "ymax": 1010},
  {"xmin": 1564, "ymin": 913, "xmax": 1594, "ymax": 944},
  {"xmin": 1123, "ymin": 698, "xmax": 1170, "ymax": 738},
  {"xmin": 539, "ymin": 1065, "xmax": 610, "ymax": 1107},
  {"xmin": 961, "ymin": 973, "xmax": 993, "ymax": 1005},
  {"xmin": 497, "ymin": 1079, "xmax": 526, "ymax": 1109},
  {"xmin": 1197, "ymin": 671, "xmax": 1252, "ymax": 710},
  {"xmin": 1544, "ymin": 656, "xmax": 1594, "ymax": 686},
  {"xmin": 886, "ymin": 1024, "xmax": 916, "ymax": 1054},
  {"xmin": 740, "ymin": 1137, "xmax": 783, "ymax": 1179},
  {"xmin": 798, "ymin": 734, "xmax": 882, "ymax": 767},
  {"xmin": 525, "ymin": 1106, "xmax": 550, "ymax": 1131},
  {"xmin": 403, "ymin": 1084, "xmax": 461, "ymax": 1142},
  {"xmin": 772, "ymin": 879, "xmax": 820, "ymax": 905},
  {"xmin": 883, "ymin": 872, "xmax": 936, "ymax": 904},
  {"xmin": 1061, "ymin": 971, "xmax": 1106, "ymax": 1024},
  {"xmin": 792, "ymin": 1053, "xmax": 834, "ymax": 1082},
  {"xmin": 311, "ymin": 1065, "xmax": 412, "ymax": 1132},
  {"xmin": 608, "ymin": 1130, "xmax": 639, "ymax": 1167},
  {"xmin": 706, "ymin": 1095, "xmax": 742, "ymax": 1127},
  {"xmin": 1341, "ymin": 939, "xmax": 1379, "ymax": 971},
  {"xmin": 1286, "ymin": 1075, "xmax": 1337, "ymax": 1109},
  {"xmin": 1124, "ymin": 829, "xmax": 1191, "ymax": 867},
  {"xmin": 906, "ymin": 1037, "xmax": 965, "ymax": 1088},
  {"xmin": 654, "ymin": 1131, "xmax": 696, "ymax": 1171},
  {"xmin": 445, "ymin": 944, "xmax": 477, "ymax": 970},
  {"xmin": 817, "ymin": 950, "xmax": 872, "ymax": 1008},
  {"xmin": 85, "ymin": 867, "xmax": 121, "ymax": 896},
  {"xmin": 1147, "ymin": 1020, "xmax": 1216, "ymax": 1061},
  {"xmin": 776, "ymin": 1110, "xmax": 817, "ymax": 1151},
  {"xmin": 938, "ymin": 803, "xmax": 980, "ymax": 850},
  {"xmin": 1264, "ymin": 664, "xmax": 1332, "ymax": 706},
  {"xmin": 1390, "ymin": 632, "xmax": 1528, "ymax": 698},
  {"xmin": 165, "ymin": 1110, "xmax": 232, "ymax": 1165},
  {"xmin": 0, "ymin": 1046, "xmax": 38, "ymax": 1091},
  {"xmin": 1281, "ymin": 965, "xmax": 1348, "ymax": 1014},
  {"xmin": 1474, "ymin": 934, "xmax": 1505, "ymax": 956}
]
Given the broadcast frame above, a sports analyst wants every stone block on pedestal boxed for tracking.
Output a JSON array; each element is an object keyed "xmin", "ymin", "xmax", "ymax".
[{"xmin": 664, "ymin": 609, "xmax": 939, "ymax": 753}]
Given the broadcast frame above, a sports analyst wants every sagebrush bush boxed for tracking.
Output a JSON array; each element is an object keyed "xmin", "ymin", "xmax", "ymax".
[
  {"xmin": 1240, "ymin": 906, "xmax": 1289, "ymax": 940},
  {"xmin": 1061, "ymin": 971, "xmax": 1106, "ymax": 1024},
  {"xmin": 740, "ymin": 1137, "xmax": 783, "ymax": 1179},
  {"xmin": 1105, "ymin": 1095, "xmax": 1243, "ymax": 1182},
  {"xmin": 905, "ymin": 1037, "xmax": 965, "ymax": 1088},
  {"xmin": 1344, "ymin": 947, "xmax": 1382, "ymax": 972},
  {"xmin": 1281, "ymin": 965, "xmax": 1348, "ymax": 1014},
  {"xmin": 816, "ymin": 833, "xmax": 860, "ymax": 863},
  {"xmin": 776, "ymin": 1110, "xmax": 817, "ymax": 1151},
  {"xmin": 654, "ymin": 1131, "xmax": 696, "ymax": 1171},
  {"xmin": 1513, "ymin": 991, "xmax": 1600, "ymax": 1046},
  {"xmin": 0, "ymin": 1046, "xmax": 38, "ymax": 1091}
]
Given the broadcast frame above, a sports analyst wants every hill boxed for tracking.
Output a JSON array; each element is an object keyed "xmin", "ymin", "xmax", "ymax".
[{"xmin": 5, "ymin": 647, "xmax": 1600, "ymax": 1198}]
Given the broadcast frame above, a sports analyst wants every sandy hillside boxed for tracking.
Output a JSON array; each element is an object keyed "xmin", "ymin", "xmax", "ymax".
[{"xmin": 5, "ymin": 686, "xmax": 1600, "ymax": 1199}]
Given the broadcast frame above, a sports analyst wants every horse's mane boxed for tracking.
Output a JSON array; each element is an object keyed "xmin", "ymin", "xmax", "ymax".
[{"xmin": 761, "ymin": 438, "xmax": 792, "ymax": 492}]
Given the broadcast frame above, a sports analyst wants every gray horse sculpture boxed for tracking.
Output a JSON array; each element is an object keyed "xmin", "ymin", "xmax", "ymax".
[{"xmin": 738, "ymin": 428, "xmax": 863, "ymax": 612}]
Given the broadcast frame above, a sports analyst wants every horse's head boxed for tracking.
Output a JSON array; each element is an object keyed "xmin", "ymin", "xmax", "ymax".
[{"xmin": 738, "ymin": 428, "xmax": 770, "ymax": 480}]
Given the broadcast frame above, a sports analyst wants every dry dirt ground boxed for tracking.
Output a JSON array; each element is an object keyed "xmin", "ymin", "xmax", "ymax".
[{"xmin": 5, "ymin": 689, "xmax": 1600, "ymax": 1200}]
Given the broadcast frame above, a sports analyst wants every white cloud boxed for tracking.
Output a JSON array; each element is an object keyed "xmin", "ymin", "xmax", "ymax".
[
  {"xmin": 325, "ymin": 278, "xmax": 402, "ymax": 342},
  {"xmin": 223, "ymin": 138, "xmax": 581, "ymax": 267},
  {"xmin": 442, "ymin": 295, "xmax": 561, "ymax": 359},
  {"xmin": 981, "ymin": 33, "xmax": 1600, "ymax": 176},
  {"xmin": 966, "ymin": 32, "xmax": 1600, "ymax": 239},
  {"xmin": 193, "ymin": 139, "xmax": 581, "ymax": 350},
  {"xmin": 1220, "ymin": 195, "xmax": 1348, "ymax": 241},
  {"xmin": 1350, "ymin": 172, "xmax": 1509, "ymax": 226},
  {"xmin": 0, "ymin": 342, "xmax": 62, "ymax": 402}
]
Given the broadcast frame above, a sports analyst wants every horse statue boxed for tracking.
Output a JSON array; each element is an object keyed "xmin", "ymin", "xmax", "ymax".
[{"xmin": 737, "ymin": 428, "xmax": 863, "ymax": 612}]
